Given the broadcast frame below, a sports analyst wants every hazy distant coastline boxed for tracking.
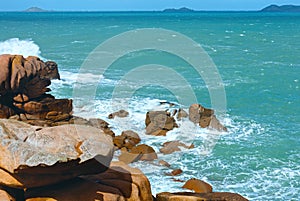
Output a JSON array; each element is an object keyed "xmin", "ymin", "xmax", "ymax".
[
  {"xmin": 13, "ymin": 4, "xmax": 300, "ymax": 13},
  {"xmin": 261, "ymin": 4, "xmax": 300, "ymax": 12},
  {"xmin": 24, "ymin": 7, "xmax": 49, "ymax": 12}
]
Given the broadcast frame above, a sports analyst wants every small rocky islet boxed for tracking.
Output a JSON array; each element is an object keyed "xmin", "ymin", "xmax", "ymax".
[{"xmin": 0, "ymin": 54, "xmax": 248, "ymax": 200}]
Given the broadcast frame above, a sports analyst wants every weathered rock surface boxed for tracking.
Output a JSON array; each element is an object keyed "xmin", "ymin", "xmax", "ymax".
[
  {"xmin": 119, "ymin": 144, "xmax": 158, "ymax": 163},
  {"xmin": 145, "ymin": 111, "xmax": 178, "ymax": 136},
  {"xmin": 0, "ymin": 119, "xmax": 114, "ymax": 188},
  {"xmin": 176, "ymin": 108, "xmax": 188, "ymax": 120},
  {"xmin": 156, "ymin": 192, "xmax": 249, "ymax": 201},
  {"xmin": 182, "ymin": 178, "xmax": 213, "ymax": 193},
  {"xmin": 0, "ymin": 190, "xmax": 15, "ymax": 201},
  {"xmin": 113, "ymin": 130, "xmax": 141, "ymax": 150},
  {"xmin": 0, "ymin": 54, "xmax": 72, "ymax": 126},
  {"xmin": 189, "ymin": 104, "xmax": 227, "ymax": 132},
  {"xmin": 160, "ymin": 141, "xmax": 194, "ymax": 155},
  {"xmin": 88, "ymin": 118, "xmax": 115, "ymax": 137},
  {"xmin": 130, "ymin": 144, "xmax": 158, "ymax": 161},
  {"xmin": 68, "ymin": 117, "xmax": 115, "ymax": 137},
  {"xmin": 25, "ymin": 161, "xmax": 153, "ymax": 201}
]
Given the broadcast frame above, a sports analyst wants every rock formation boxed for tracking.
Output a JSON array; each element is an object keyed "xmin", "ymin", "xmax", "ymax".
[
  {"xmin": 24, "ymin": 162, "xmax": 153, "ymax": 201},
  {"xmin": 0, "ymin": 119, "xmax": 114, "ymax": 188},
  {"xmin": 108, "ymin": 110, "xmax": 129, "ymax": 119},
  {"xmin": 113, "ymin": 130, "xmax": 141, "ymax": 150},
  {"xmin": 182, "ymin": 178, "xmax": 213, "ymax": 193},
  {"xmin": 145, "ymin": 111, "xmax": 178, "ymax": 136},
  {"xmin": 0, "ymin": 190, "xmax": 14, "ymax": 201},
  {"xmin": 0, "ymin": 54, "xmax": 249, "ymax": 200},
  {"xmin": 160, "ymin": 141, "xmax": 194, "ymax": 155},
  {"xmin": 176, "ymin": 108, "xmax": 188, "ymax": 120},
  {"xmin": 189, "ymin": 103, "xmax": 227, "ymax": 132},
  {"xmin": 156, "ymin": 192, "xmax": 249, "ymax": 201},
  {"xmin": 119, "ymin": 144, "xmax": 158, "ymax": 164},
  {"xmin": 0, "ymin": 54, "xmax": 72, "ymax": 127}
]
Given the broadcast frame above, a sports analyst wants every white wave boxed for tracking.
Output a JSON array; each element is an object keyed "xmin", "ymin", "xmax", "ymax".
[
  {"xmin": 0, "ymin": 38, "xmax": 42, "ymax": 58},
  {"xmin": 71, "ymin": 40, "xmax": 85, "ymax": 44}
]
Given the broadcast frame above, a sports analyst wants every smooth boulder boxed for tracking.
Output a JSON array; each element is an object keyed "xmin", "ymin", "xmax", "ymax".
[
  {"xmin": 119, "ymin": 144, "xmax": 158, "ymax": 163},
  {"xmin": 156, "ymin": 192, "xmax": 249, "ymax": 201},
  {"xmin": 182, "ymin": 178, "xmax": 213, "ymax": 193}
]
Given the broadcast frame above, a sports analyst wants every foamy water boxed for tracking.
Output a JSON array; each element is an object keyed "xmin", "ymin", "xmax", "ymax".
[{"xmin": 0, "ymin": 38, "xmax": 42, "ymax": 58}]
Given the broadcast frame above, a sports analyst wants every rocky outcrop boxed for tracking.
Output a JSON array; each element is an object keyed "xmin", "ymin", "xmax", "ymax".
[
  {"xmin": 0, "ymin": 162, "xmax": 153, "ymax": 201},
  {"xmin": 156, "ymin": 192, "xmax": 249, "ymax": 201},
  {"xmin": 0, "ymin": 119, "xmax": 114, "ymax": 188},
  {"xmin": 189, "ymin": 103, "xmax": 227, "ymax": 132},
  {"xmin": 0, "ymin": 55, "xmax": 247, "ymax": 200},
  {"xmin": 24, "ymin": 162, "xmax": 153, "ymax": 201},
  {"xmin": 145, "ymin": 111, "xmax": 178, "ymax": 136},
  {"xmin": 0, "ymin": 54, "xmax": 72, "ymax": 126}
]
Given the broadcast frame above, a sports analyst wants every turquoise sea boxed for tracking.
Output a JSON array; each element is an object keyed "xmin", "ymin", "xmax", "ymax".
[{"xmin": 0, "ymin": 12, "xmax": 299, "ymax": 200}]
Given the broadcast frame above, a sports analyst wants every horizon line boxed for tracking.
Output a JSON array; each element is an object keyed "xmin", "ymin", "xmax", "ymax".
[{"xmin": 1, "ymin": 4, "xmax": 300, "ymax": 13}]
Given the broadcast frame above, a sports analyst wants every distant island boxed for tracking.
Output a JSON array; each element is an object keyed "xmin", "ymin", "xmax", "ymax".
[
  {"xmin": 163, "ymin": 7, "xmax": 194, "ymax": 13},
  {"xmin": 261, "ymin": 4, "xmax": 300, "ymax": 12},
  {"xmin": 24, "ymin": 7, "xmax": 48, "ymax": 12},
  {"xmin": 20, "ymin": 5, "xmax": 300, "ymax": 13}
]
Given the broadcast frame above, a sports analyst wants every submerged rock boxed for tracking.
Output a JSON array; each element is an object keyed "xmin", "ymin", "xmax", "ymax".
[
  {"xmin": 158, "ymin": 160, "xmax": 171, "ymax": 168},
  {"xmin": 0, "ymin": 119, "xmax": 114, "ymax": 188},
  {"xmin": 165, "ymin": 169, "xmax": 183, "ymax": 176},
  {"xmin": 108, "ymin": 109, "xmax": 129, "ymax": 119},
  {"xmin": 160, "ymin": 140, "xmax": 194, "ymax": 155}
]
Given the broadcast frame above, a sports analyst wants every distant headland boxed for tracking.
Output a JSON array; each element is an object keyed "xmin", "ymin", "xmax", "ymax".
[
  {"xmin": 261, "ymin": 4, "xmax": 300, "ymax": 12},
  {"xmin": 163, "ymin": 7, "xmax": 194, "ymax": 13},
  {"xmin": 24, "ymin": 7, "xmax": 49, "ymax": 12},
  {"xmin": 20, "ymin": 5, "xmax": 300, "ymax": 13}
]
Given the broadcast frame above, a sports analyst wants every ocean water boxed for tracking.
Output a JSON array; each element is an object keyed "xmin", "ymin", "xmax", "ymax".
[{"xmin": 0, "ymin": 12, "xmax": 299, "ymax": 200}]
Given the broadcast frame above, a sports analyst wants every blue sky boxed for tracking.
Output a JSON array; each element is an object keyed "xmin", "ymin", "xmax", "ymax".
[{"xmin": 0, "ymin": 0, "xmax": 299, "ymax": 11}]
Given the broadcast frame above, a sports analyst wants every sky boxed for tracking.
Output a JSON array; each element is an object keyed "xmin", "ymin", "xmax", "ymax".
[{"xmin": 0, "ymin": 0, "xmax": 299, "ymax": 11}]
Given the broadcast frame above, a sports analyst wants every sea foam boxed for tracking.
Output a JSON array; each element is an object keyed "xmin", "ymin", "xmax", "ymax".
[{"xmin": 0, "ymin": 38, "xmax": 42, "ymax": 58}]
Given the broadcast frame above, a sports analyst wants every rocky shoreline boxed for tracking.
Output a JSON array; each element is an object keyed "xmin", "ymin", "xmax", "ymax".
[{"xmin": 0, "ymin": 55, "xmax": 248, "ymax": 201}]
